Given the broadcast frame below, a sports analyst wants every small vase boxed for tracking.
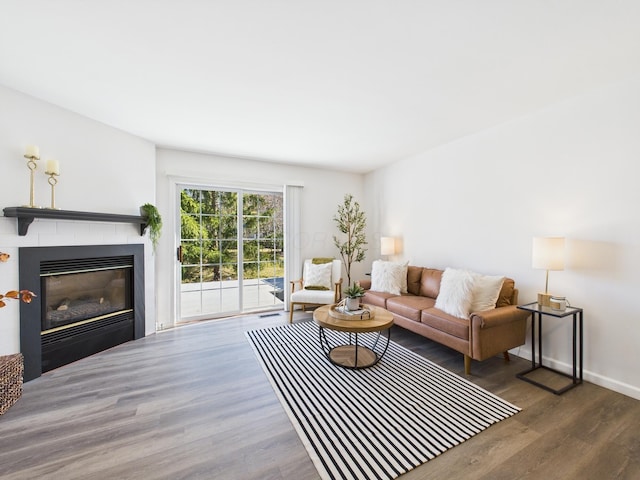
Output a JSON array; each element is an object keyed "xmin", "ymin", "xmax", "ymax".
[{"xmin": 345, "ymin": 297, "xmax": 360, "ymax": 311}]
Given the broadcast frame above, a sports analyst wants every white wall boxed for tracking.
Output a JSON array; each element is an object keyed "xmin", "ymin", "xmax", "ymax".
[
  {"xmin": 3, "ymin": 75, "xmax": 636, "ymax": 399},
  {"xmin": 154, "ymin": 148, "xmax": 365, "ymax": 329},
  {"xmin": 365, "ymin": 75, "xmax": 640, "ymax": 399},
  {"xmin": 0, "ymin": 86, "xmax": 157, "ymax": 355}
]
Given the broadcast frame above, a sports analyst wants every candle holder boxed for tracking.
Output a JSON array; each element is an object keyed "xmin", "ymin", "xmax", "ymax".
[
  {"xmin": 45, "ymin": 171, "xmax": 60, "ymax": 210},
  {"xmin": 23, "ymin": 153, "xmax": 41, "ymax": 208}
]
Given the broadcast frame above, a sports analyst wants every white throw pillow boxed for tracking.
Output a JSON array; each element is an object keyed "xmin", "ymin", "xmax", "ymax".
[
  {"xmin": 434, "ymin": 268, "xmax": 476, "ymax": 319},
  {"xmin": 398, "ymin": 261, "xmax": 409, "ymax": 293},
  {"xmin": 469, "ymin": 273, "xmax": 505, "ymax": 312},
  {"xmin": 303, "ymin": 261, "xmax": 332, "ymax": 290},
  {"xmin": 370, "ymin": 260, "xmax": 405, "ymax": 295}
]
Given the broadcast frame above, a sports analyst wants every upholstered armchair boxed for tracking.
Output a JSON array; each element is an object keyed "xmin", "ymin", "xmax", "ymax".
[{"xmin": 289, "ymin": 259, "xmax": 342, "ymax": 323}]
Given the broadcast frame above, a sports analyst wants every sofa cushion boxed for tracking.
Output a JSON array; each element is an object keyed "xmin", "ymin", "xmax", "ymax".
[
  {"xmin": 362, "ymin": 290, "xmax": 397, "ymax": 308},
  {"xmin": 386, "ymin": 295, "xmax": 436, "ymax": 322},
  {"xmin": 419, "ymin": 268, "xmax": 442, "ymax": 298},
  {"xmin": 496, "ymin": 278, "xmax": 516, "ymax": 307},
  {"xmin": 421, "ymin": 307, "xmax": 470, "ymax": 340},
  {"xmin": 406, "ymin": 266, "xmax": 423, "ymax": 295},
  {"xmin": 370, "ymin": 260, "xmax": 405, "ymax": 295}
]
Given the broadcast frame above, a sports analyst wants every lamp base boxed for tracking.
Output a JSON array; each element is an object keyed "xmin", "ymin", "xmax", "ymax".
[{"xmin": 537, "ymin": 293, "xmax": 552, "ymax": 307}]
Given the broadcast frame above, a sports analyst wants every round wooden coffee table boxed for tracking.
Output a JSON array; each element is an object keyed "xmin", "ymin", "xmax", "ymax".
[{"xmin": 313, "ymin": 304, "xmax": 394, "ymax": 369}]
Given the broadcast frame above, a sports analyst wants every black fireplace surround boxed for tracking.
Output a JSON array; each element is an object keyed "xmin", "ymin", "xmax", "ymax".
[{"xmin": 19, "ymin": 244, "xmax": 145, "ymax": 381}]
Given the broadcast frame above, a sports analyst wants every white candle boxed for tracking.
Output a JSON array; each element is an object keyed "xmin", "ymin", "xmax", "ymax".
[
  {"xmin": 25, "ymin": 145, "xmax": 40, "ymax": 158},
  {"xmin": 46, "ymin": 159, "xmax": 60, "ymax": 175}
]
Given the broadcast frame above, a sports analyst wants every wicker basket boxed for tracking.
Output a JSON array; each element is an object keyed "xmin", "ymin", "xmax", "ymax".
[{"xmin": 0, "ymin": 353, "xmax": 23, "ymax": 415}]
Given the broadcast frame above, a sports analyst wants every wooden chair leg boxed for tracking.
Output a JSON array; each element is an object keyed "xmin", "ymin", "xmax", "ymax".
[
  {"xmin": 289, "ymin": 304, "xmax": 295, "ymax": 323},
  {"xmin": 503, "ymin": 351, "xmax": 510, "ymax": 362},
  {"xmin": 464, "ymin": 355, "xmax": 471, "ymax": 375}
]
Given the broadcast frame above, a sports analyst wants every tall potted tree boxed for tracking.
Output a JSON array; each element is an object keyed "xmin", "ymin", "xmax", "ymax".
[{"xmin": 333, "ymin": 194, "xmax": 367, "ymax": 286}]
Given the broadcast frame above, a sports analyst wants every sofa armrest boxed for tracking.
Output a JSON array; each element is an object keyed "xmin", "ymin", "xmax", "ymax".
[
  {"xmin": 358, "ymin": 279, "xmax": 372, "ymax": 290},
  {"xmin": 470, "ymin": 305, "xmax": 530, "ymax": 329},
  {"xmin": 469, "ymin": 305, "xmax": 531, "ymax": 361}
]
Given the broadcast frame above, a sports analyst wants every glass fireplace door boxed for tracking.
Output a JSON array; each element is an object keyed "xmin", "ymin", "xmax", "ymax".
[{"xmin": 42, "ymin": 267, "xmax": 131, "ymax": 332}]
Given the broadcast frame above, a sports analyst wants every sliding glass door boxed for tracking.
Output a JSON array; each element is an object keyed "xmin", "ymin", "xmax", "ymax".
[
  {"xmin": 178, "ymin": 186, "xmax": 284, "ymax": 321},
  {"xmin": 240, "ymin": 191, "xmax": 285, "ymax": 311}
]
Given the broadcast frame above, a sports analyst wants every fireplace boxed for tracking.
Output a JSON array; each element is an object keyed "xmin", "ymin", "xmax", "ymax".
[{"xmin": 19, "ymin": 244, "xmax": 145, "ymax": 381}]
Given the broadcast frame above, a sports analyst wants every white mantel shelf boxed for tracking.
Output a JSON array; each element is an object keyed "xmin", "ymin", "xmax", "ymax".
[{"xmin": 3, "ymin": 206, "xmax": 148, "ymax": 236}]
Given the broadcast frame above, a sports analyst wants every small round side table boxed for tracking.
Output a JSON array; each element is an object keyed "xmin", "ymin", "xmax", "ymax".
[{"xmin": 313, "ymin": 304, "xmax": 394, "ymax": 369}]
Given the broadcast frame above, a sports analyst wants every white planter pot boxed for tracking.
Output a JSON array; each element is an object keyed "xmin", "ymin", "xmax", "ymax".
[{"xmin": 345, "ymin": 297, "xmax": 360, "ymax": 311}]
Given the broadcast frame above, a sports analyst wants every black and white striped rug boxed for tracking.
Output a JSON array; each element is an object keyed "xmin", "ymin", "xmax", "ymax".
[{"xmin": 246, "ymin": 321, "xmax": 520, "ymax": 480}]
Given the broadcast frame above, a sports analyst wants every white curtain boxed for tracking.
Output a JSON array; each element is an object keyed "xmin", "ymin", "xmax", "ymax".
[{"xmin": 284, "ymin": 184, "xmax": 303, "ymax": 311}]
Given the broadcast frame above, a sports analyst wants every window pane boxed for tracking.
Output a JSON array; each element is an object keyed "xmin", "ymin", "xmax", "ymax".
[
  {"xmin": 220, "ymin": 263, "xmax": 238, "ymax": 280},
  {"xmin": 257, "ymin": 241, "xmax": 273, "ymax": 260},
  {"xmin": 202, "ymin": 215, "xmax": 219, "ymax": 239},
  {"xmin": 243, "ymin": 217, "xmax": 258, "ymax": 239},
  {"xmin": 243, "ymin": 193, "xmax": 262, "ymax": 215},
  {"xmin": 201, "ymin": 190, "xmax": 218, "ymax": 215},
  {"xmin": 202, "ymin": 266, "xmax": 220, "ymax": 282},
  {"xmin": 244, "ymin": 240, "xmax": 258, "ymax": 261},
  {"xmin": 257, "ymin": 261, "xmax": 276, "ymax": 279},
  {"xmin": 258, "ymin": 217, "xmax": 274, "ymax": 239},
  {"xmin": 220, "ymin": 216, "xmax": 237, "ymax": 239},
  {"xmin": 275, "ymin": 258, "xmax": 284, "ymax": 276},
  {"xmin": 182, "ymin": 266, "xmax": 201, "ymax": 284},
  {"xmin": 244, "ymin": 262, "xmax": 258, "ymax": 279},
  {"xmin": 219, "ymin": 192, "xmax": 237, "ymax": 215},
  {"xmin": 181, "ymin": 240, "xmax": 201, "ymax": 265},
  {"xmin": 181, "ymin": 189, "xmax": 201, "ymax": 214},
  {"xmin": 201, "ymin": 240, "xmax": 219, "ymax": 264},
  {"xmin": 181, "ymin": 214, "xmax": 201, "ymax": 240}
]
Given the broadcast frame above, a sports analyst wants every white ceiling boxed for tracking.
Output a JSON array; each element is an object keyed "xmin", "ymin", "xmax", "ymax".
[{"xmin": 1, "ymin": 1, "xmax": 639, "ymax": 173}]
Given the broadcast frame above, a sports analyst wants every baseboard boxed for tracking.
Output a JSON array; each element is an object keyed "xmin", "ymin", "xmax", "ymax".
[{"xmin": 510, "ymin": 348, "xmax": 640, "ymax": 401}]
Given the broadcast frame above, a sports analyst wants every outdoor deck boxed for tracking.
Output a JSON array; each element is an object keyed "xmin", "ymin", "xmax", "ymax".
[{"xmin": 180, "ymin": 277, "xmax": 284, "ymax": 319}]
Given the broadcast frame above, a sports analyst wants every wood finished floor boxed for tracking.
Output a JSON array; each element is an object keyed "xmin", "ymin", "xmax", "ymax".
[{"xmin": 1, "ymin": 312, "xmax": 638, "ymax": 480}]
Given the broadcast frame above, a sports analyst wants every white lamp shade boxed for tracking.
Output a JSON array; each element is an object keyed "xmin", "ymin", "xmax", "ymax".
[
  {"xmin": 532, "ymin": 237, "xmax": 565, "ymax": 271},
  {"xmin": 380, "ymin": 237, "xmax": 396, "ymax": 256}
]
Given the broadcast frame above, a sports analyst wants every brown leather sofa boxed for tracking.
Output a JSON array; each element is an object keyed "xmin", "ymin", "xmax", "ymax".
[{"xmin": 359, "ymin": 265, "xmax": 530, "ymax": 374}]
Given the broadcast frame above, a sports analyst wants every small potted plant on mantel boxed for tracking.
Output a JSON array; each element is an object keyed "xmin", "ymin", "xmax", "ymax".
[
  {"xmin": 344, "ymin": 283, "xmax": 365, "ymax": 311},
  {"xmin": 140, "ymin": 203, "xmax": 162, "ymax": 253}
]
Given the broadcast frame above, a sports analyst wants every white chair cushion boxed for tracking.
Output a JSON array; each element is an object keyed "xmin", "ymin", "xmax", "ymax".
[{"xmin": 291, "ymin": 288, "xmax": 336, "ymax": 304}]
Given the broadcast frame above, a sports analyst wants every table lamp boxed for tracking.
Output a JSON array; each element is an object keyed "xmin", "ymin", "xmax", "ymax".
[
  {"xmin": 532, "ymin": 236, "xmax": 565, "ymax": 306},
  {"xmin": 380, "ymin": 237, "xmax": 396, "ymax": 258}
]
